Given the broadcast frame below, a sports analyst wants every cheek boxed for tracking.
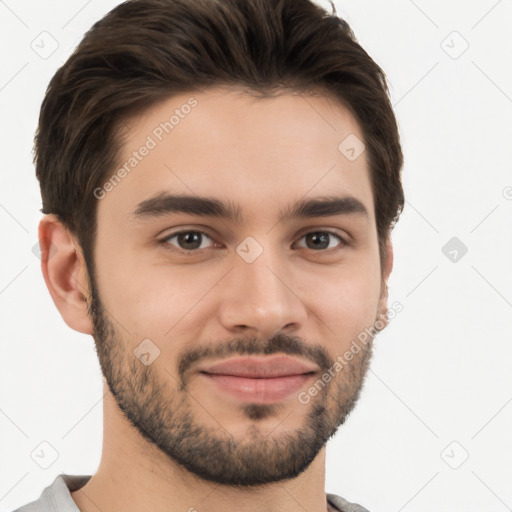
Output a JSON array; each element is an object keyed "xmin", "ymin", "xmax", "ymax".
[
  {"xmin": 94, "ymin": 250, "xmax": 219, "ymax": 339},
  {"xmin": 302, "ymin": 261, "xmax": 382, "ymax": 344}
]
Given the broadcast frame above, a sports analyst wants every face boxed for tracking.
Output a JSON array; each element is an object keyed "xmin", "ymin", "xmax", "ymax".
[{"xmin": 85, "ymin": 86, "xmax": 390, "ymax": 486}]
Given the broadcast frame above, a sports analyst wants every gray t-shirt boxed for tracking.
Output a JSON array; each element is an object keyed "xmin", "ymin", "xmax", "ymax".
[{"xmin": 12, "ymin": 474, "xmax": 370, "ymax": 512}]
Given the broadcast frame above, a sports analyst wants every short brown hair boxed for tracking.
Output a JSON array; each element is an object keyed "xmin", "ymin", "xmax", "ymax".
[{"xmin": 35, "ymin": 0, "xmax": 404, "ymax": 277}]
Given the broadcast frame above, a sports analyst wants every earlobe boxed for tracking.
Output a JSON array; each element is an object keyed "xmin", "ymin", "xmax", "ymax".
[
  {"xmin": 377, "ymin": 239, "xmax": 394, "ymax": 331},
  {"xmin": 38, "ymin": 215, "xmax": 94, "ymax": 335},
  {"xmin": 383, "ymin": 238, "xmax": 394, "ymax": 283}
]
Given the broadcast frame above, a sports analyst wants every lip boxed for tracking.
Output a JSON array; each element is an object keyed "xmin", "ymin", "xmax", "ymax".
[
  {"xmin": 197, "ymin": 355, "xmax": 319, "ymax": 378},
  {"xmin": 196, "ymin": 355, "xmax": 319, "ymax": 404}
]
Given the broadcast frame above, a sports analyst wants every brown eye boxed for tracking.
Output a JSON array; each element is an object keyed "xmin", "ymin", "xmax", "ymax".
[
  {"xmin": 162, "ymin": 230, "xmax": 214, "ymax": 252},
  {"xmin": 296, "ymin": 231, "xmax": 346, "ymax": 251}
]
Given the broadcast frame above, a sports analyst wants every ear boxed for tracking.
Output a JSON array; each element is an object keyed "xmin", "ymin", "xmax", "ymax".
[
  {"xmin": 38, "ymin": 215, "xmax": 94, "ymax": 335},
  {"xmin": 377, "ymin": 238, "xmax": 394, "ymax": 330}
]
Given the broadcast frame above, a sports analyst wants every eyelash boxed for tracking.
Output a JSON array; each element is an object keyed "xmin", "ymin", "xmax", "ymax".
[{"xmin": 158, "ymin": 229, "xmax": 349, "ymax": 256}]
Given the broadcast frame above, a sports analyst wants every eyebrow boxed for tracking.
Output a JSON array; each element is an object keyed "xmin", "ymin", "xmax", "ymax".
[{"xmin": 130, "ymin": 192, "xmax": 369, "ymax": 223}]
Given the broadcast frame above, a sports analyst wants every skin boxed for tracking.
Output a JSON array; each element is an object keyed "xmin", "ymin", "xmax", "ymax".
[{"xmin": 39, "ymin": 86, "xmax": 393, "ymax": 512}]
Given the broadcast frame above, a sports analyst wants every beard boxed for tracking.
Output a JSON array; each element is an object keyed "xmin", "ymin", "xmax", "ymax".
[{"xmin": 86, "ymin": 270, "xmax": 376, "ymax": 488}]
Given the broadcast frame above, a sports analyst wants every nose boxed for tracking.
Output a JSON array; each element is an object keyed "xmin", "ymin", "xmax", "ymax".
[{"xmin": 216, "ymin": 241, "xmax": 308, "ymax": 338}]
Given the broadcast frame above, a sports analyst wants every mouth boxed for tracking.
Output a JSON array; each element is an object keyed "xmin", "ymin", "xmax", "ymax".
[{"xmin": 196, "ymin": 355, "xmax": 319, "ymax": 404}]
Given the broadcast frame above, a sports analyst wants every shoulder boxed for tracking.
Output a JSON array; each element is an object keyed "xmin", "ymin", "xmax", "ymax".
[
  {"xmin": 10, "ymin": 474, "xmax": 92, "ymax": 512},
  {"xmin": 327, "ymin": 492, "xmax": 371, "ymax": 512}
]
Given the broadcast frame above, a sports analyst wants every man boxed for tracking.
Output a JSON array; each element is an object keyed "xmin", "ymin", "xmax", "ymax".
[{"xmin": 14, "ymin": 0, "xmax": 404, "ymax": 510}]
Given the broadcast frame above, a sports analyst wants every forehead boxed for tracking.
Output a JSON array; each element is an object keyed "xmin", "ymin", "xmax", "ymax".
[{"xmin": 98, "ymin": 86, "xmax": 374, "ymax": 226}]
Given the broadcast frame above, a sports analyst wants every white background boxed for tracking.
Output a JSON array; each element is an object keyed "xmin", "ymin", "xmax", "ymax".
[{"xmin": 1, "ymin": 1, "xmax": 511, "ymax": 511}]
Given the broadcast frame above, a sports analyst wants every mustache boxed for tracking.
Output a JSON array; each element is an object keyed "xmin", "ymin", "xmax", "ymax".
[{"xmin": 177, "ymin": 332, "xmax": 334, "ymax": 383}]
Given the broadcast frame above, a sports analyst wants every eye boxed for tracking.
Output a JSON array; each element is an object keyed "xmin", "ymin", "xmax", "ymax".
[
  {"xmin": 161, "ymin": 230, "xmax": 216, "ymax": 253},
  {"xmin": 295, "ymin": 230, "xmax": 347, "ymax": 251}
]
